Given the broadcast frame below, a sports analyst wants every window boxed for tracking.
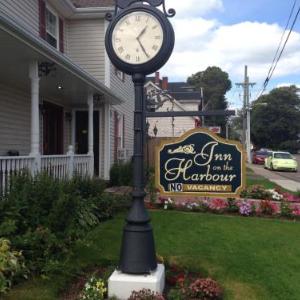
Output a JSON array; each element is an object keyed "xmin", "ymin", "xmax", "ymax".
[{"xmin": 45, "ymin": 7, "xmax": 58, "ymax": 48}]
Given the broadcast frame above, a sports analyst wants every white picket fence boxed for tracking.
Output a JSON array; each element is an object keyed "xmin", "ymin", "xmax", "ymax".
[{"xmin": 0, "ymin": 149, "xmax": 92, "ymax": 195}]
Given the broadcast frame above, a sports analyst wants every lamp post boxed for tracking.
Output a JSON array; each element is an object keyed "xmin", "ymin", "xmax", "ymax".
[{"xmin": 105, "ymin": 0, "xmax": 175, "ymax": 275}]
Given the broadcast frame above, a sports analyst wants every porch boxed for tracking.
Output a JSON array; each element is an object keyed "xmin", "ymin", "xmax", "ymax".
[{"xmin": 0, "ymin": 9, "xmax": 122, "ymax": 193}]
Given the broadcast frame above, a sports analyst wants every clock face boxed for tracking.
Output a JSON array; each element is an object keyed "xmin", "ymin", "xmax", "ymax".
[{"xmin": 112, "ymin": 11, "xmax": 164, "ymax": 65}]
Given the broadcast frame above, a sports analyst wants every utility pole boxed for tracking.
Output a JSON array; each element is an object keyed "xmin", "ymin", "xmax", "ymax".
[
  {"xmin": 200, "ymin": 87, "xmax": 205, "ymax": 127},
  {"xmin": 236, "ymin": 66, "xmax": 255, "ymax": 163}
]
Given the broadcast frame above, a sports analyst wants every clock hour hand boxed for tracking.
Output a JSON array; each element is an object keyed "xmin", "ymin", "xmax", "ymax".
[{"xmin": 137, "ymin": 25, "xmax": 148, "ymax": 40}]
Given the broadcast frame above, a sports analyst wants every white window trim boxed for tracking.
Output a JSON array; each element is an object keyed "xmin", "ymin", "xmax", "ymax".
[{"xmin": 45, "ymin": 5, "xmax": 59, "ymax": 49}]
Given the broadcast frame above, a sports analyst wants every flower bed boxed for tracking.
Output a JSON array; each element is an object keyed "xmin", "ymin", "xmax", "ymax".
[
  {"xmin": 155, "ymin": 185, "xmax": 300, "ymax": 219},
  {"xmin": 67, "ymin": 262, "xmax": 223, "ymax": 300}
]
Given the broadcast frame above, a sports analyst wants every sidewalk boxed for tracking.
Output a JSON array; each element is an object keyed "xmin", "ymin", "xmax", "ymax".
[{"xmin": 248, "ymin": 164, "xmax": 300, "ymax": 192}]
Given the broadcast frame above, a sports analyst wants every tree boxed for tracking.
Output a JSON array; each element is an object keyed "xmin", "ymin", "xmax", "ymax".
[
  {"xmin": 228, "ymin": 110, "xmax": 243, "ymax": 141},
  {"xmin": 187, "ymin": 66, "xmax": 232, "ymax": 135},
  {"xmin": 251, "ymin": 85, "xmax": 300, "ymax": 151}
]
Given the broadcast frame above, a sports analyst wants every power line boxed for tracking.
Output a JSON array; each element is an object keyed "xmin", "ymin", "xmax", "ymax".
[{"xmin": 257, "ymin": 1, "xmax": 299, "ymax": 98}]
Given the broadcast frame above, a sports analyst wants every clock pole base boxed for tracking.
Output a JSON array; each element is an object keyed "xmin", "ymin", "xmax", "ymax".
[
  {"xmin": 108, "ymin": 264, "xmax": 165, "ymax": 300},
  {"xmin": 118, "ymin": 222, "xmax": 157, "ymax": 274}
]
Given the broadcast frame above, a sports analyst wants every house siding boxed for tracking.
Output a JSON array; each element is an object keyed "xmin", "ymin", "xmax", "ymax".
[
  {"xmin": 65, "ymin": 18, "xmax": 106, "ymax": 82},
  {"xmin": 0, "ymin": 84, "xmax": 31, "ymax": 156},
  {"xmin": 109, "ymin": 65, "xmax": 134, "ymax": 166},
  {"xmin": 0, "ymin": 82, "xmax": 74, "ymax": 156},
  {"xmin": 0, "ymin": 0, "xmax": 39, "ymax": 36}
]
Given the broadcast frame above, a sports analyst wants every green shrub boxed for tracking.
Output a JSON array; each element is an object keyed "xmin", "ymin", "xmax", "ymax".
[
  {"xmin": 0, "ymin": 173, "xmax": 129, "ymax": 277},
  {"xmin": 0, "ymin": 238, "xmax": 28, "ymax": 294},
  {"xmin": 280, "ymin": 202, "xmax": 292, "ymax": 218},
  {"xmin": 109, "ymin": 161, "xmax": 133, "ymax": 186}
]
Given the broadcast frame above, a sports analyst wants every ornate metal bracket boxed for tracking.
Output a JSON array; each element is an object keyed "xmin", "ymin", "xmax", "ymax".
[
  {"xmin": 106, "ymin": 0, "xmax": 175, "ymax": 21},
  {"xmin": 38, "ymin": 62, "xmax": 56, "ymax": 77}
]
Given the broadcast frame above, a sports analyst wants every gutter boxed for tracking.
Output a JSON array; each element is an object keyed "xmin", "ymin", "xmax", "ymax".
[
  {"xmin": 49, "ymin": 0, "xmax": 114, "ymax": 19},
  {"xmin": 0, "ymin": 10, "xmax": 123, "ymax": 105}
]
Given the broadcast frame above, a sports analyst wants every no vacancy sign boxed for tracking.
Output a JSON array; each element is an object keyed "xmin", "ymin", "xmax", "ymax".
[{"xmin": 155, "ymin": 128, "xmax": 246, "ymax": 197}]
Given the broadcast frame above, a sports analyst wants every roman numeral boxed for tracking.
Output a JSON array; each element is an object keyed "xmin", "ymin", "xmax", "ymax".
[
  {"xmin": 125, "ymin": 54, "xmax": 131, "ymax": 60},
  {"xmin": 135, "ymin": 15, "xmax": 141, "ymax": 22},
  {"xmin": 152, "ymin": 25, "xmax": 158, "ymax": 30},
  {"xmin": 152, "ymin": 45, "xmax": 158, "ymax": 51},
  {"xmin": 136, "ymin": 56, "xmax": 140, "ymax": 62},
  {"xmin": 155, "ymin": 36, "xmax": 161, "ymax": 40},
  {"xmin": 118, "ymin": 46, "xmax": 124, "ymax": 53}
]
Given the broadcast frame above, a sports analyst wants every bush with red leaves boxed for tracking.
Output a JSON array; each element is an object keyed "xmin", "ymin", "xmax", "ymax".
[{"xmin": 185, "ymin": 278, "xmax": 223, "ymax": 300}]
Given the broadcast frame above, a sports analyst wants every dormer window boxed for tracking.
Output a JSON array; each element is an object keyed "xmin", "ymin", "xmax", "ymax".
[{"xmin": 45, "ymin": 7, "xmax": 58, "ymax": 49}]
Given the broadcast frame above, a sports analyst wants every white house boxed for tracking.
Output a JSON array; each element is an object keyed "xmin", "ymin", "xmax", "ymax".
[
  {"xmin": 145, "ymin": 72, "xmax": 202, "ymax": 137},
  {"xmin": 0, "ymin": 0, "xmax": 134, "ymax": 192}
]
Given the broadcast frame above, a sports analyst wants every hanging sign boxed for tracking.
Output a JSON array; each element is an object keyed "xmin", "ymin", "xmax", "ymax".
[{"xmin": 155, "ymin": 128, "xmax": 246, "ymax": 197}]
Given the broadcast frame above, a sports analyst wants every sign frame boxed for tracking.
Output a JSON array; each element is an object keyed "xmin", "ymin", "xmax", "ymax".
[{"xmin": 155, "ymin": 128, "xmax": 246, "ymax": 198}]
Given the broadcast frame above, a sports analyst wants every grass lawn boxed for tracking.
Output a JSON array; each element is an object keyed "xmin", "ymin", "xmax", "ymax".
[{"xmin": 5, "ymin": 211, "xmax": 300, "ymax": 300}]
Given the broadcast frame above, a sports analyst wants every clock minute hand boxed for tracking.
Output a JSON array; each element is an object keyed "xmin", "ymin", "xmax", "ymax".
[{"xmin": 137, "ymin": 39, "xmax": 150, "ymax": 58}]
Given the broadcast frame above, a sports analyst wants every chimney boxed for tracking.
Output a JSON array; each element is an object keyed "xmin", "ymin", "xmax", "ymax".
[
  {"xmin": 162, "ymin": 76, "xmax": 168, "ymax": 90},
  {"xmin": 155, "ymin": 72, "xmax": 160, "ymax": 85}
]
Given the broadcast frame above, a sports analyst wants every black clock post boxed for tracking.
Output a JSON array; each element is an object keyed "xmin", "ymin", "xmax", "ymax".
[{"xmin": 105, "ymin": 0, "xmax": 175, "ymax": 274}]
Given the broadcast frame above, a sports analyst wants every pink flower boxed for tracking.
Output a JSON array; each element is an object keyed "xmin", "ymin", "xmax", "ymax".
[
  {"xmin": 282, "ymin": 192, "xmax": 297, "ymax": 202},
  {"xmin": 292, "ymin": 205, "xmax": 300, "ymax": 216},
  {"xmin": 209, "ymin": 198, "xmax": 228, "ymax": 211}
]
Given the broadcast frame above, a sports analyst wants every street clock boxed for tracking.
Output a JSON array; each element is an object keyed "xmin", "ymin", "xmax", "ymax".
[{"xmin": 105, "ymin": 1, "xmax": 175, "ymax": 75}]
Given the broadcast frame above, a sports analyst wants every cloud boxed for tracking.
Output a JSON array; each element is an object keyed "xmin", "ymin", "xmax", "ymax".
[
  {"xmin": 277, "ymin": 83, "xmax": 300, "ymax": 88},
  {"xmin": 161, "ymin": 19, "xmax": 300, "ymax": 84}
]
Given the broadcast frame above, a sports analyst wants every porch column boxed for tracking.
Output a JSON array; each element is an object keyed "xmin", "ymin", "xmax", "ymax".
[
  {"xmin": 87, "ymin": 91, "xmax": 94, "ymax": 177},
  {"xmin": 29, "ymin": 61, "xmax": 41, "ymax": 173},
  {"xmin": 103, "ymin": 104, "xmax": 111, "ymax": 180}
]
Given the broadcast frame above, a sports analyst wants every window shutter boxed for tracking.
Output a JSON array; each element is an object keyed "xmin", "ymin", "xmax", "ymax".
[
  {"xmin": 123, "ymin": 115, "xmax": 125, "ymax": 148},
  {"xmin": 59, "ymin": 18, "xmax": 64, "ymax": 53},
  {"xmin": 114, "ymin": 111, "xmax": 119, "ymax": 162},
  {"xmin": 39, "ymin": 0, "xmax": 46, "ymax": 39}
]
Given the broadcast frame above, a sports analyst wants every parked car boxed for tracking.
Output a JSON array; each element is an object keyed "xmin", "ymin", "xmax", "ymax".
[
  {"xmin": 252, "ymin": 150, "xmax": 271, "ymax": 164},
  {"xmin": 264, "ymin": 151, "xmax": 298, "ymax": 172}
]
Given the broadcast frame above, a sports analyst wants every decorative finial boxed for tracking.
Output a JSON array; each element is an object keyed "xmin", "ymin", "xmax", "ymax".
[{"xmin": 106, "ymin": 0, "xmax": 175, "ymax": 21}]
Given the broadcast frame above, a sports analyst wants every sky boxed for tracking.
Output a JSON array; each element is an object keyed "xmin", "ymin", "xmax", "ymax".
[{"xmin": 159, "ymin": 0, "xmax": 300, "ymax": 108}]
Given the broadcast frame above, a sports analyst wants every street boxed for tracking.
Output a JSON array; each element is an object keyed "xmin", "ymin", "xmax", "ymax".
[
  {"xmin": 249, "ymin": 154, "xmax": 300, "ymax": 192},
  {"xmin": 251, "ymin": 154, "xmax": 300, "ymax": 182}
]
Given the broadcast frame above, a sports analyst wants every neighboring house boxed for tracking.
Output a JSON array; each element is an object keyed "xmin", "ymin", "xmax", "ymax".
[
  {"xmin": 145, "ymin": 72, "xmax": 202, "ymax": 137},
  {"xmin": 0, "ymin": 0, "xmax": 134, "ymax": 192}
]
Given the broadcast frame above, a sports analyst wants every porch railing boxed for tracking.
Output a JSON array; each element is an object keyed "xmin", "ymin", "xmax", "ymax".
[
  {"xmin": 0, "ymin": 147, "xmax": 93, "ymax": 195},
  {"xmin": 41, "ymin": 155, "xmax": 70, "ymax": 179},
  {"xmin": 0, "ymin": 156, "xmax": 35, "ymax": 195},
  {"xmin": 74, "ymin": 155, "xmax": 91, "ymax": 177}
]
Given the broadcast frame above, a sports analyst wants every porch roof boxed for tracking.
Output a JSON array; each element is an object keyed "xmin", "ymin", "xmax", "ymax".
[{"xmin": 0, "ymin": 10, "xmax": 123, "ymax": 106}]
